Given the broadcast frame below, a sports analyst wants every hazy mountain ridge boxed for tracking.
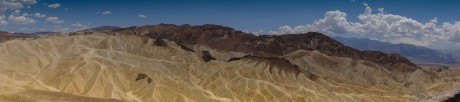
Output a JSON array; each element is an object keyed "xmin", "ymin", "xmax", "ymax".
[
  {"xmin": 0, "ymin": 31, "xmax": 59, "ymax": 42},
  {"xmin": 333, "ymin": 37, "xmax": 458, "ymax": 64},
  {"xmin": 0, "ymin": 31, "xmax": 36, "ymax": 42},
  {"xmin": 440, "ymin": 50, "xmax": 460, "ymax": 64}
]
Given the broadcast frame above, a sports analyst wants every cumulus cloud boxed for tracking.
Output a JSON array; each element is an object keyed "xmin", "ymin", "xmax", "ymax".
[
  {"xmin": 0, "ymin": 0, "xmax": 37, "ymax": 13},
  {"xmin": 271, "ymin": 3, "xmax": 460, "ymax": 49},
  {"xmin": 8, "ymin": 15, "xmax": 35, "ymax": 24},
  {"xmin": 46, "ymin": 16, "xmax": 64, "ymax": 24},
  {"xmin": 34, "ymin": 13, "xmax": 46, "ymax": 17},
  {"xmin": 138, "ymin": 14, "xmax": 146, "ymax": 18},
  {"xmin": 101, "ymin": 11, "xmax": 111, "ymax": 15},
  {"xmin": 47, "ymin": 3, "xmax": 60, "ymax": 8},
  {"xmin": 0, "ymin": 0, "xmax": 38, "ymax": 26},
  {"xmin": 8, "ymin": 10, "xmax": 36, "ymax": 24}
]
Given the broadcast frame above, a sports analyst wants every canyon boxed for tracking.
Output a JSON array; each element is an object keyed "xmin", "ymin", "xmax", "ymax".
[{"xmin": 0, "ymin": 24, "xmax": 459, "ymax": 102}]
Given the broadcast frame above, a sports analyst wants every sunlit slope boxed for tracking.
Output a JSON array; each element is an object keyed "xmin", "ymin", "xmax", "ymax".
[{"xmin": 0, "ymin": 35, "xmax": 458, "ymax": 102}]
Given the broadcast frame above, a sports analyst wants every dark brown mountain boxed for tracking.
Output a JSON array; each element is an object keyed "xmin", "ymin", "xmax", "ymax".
[{"xmin": 82, "ymin": 24, "xmax": 419, "ymax": 71}]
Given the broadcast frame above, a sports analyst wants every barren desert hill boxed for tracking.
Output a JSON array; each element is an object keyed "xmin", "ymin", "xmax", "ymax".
[{"xmin": 0, "ymin": 33, "xmax": 458, "ymax": 101}]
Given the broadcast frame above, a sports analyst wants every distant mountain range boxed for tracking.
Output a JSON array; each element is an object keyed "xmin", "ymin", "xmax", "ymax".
[
  {"xmin": 333, "ymin": 37, "xmax": 458, "ymax": 64},
  {"xmin": 0, "ymin": 31, "xmax": 64, "ymax": 44},
  {"xmin": 12, "ymin": 31, "xmax": 57, "ymax": 35},
  {"xmin": 85, "ymin": 26, "xmax": 121, "ymax": 32}
]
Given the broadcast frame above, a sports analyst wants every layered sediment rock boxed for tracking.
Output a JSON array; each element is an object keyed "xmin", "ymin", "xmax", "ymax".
[{"xmin": 0, "ymin": 35, "xmax": 458, "ymax": 102}]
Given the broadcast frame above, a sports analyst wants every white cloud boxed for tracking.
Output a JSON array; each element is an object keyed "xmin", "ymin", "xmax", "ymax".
[
  {"xmin": 0, "ymin": 1, "xmax": 38, "ymax": 25},
  {"xmin": 252, "ymin": 30, "xmax": 264, "ymax": 35},
  {"xmin": 243, "ymin": 30, "xmax": 265, "ymax": 35},
  {"xmin": 72, "ymin": 22, "xmax": 82, "ymax": 27},
  {"xmin": 46, "ymin": 16, "xmax": 64, "ymax": 24},
  {"xmin": 138, "ymin": 14, "xmax": 146, "ymax": 18},
  {"xmin": 0, "ymin": 15, "xmax": 7, "ymax": 25},
  {"xmin": 8, "ymin": 10, "xmax": 36, "ymax": 24},
  {"xmin": 269, "ymin": 10, "xmax": 353, "ymax": 35},
  {"xmin": 271, "ymin": 3, "xmax": 460, "ymax": 50},
  {"xmin": 0, "ymin": 0, "xmax": 37, "ymax": 13},
  {"xmin": 34, "ymin": 13, "xmax": 46, "ymax": 17},
  {"xmin": 22, "ymin": 13, "xmax": 29, "ymax": 16},
  {"xmin": 101, "ymin": 11, "xmax": 112, "ymax": 15},
  {"xmin": 72, "ymin": 22, "xmax": 89, "ymax": 31},
  {"xmin": 47, "ymin": 3, "xmax": 60, "ymax": 8},
  {"xmin": 8, "ymin": 15, "xmax": 36, "ymax": 24}
]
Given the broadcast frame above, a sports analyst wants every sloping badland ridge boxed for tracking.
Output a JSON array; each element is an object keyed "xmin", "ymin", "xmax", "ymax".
[{"xmin": 86, "ymin": 24, "xmax": 417, "ymax": 71}]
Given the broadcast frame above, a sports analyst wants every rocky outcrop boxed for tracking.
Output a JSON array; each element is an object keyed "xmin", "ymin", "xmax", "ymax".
[
  {"xmin": 107, "ymin": 24, "xmax": 417, "ymax": 71},
  {"xmin": 136, "ymin": 73, "xmax": 152, "ymax": 83},
  {"xmin": 153, "ymin": 38, "xmax": 167, "ymax": 46},
  {"xmin": 200, "ymin": 51, "xmax": 215, "ymax": 62}
]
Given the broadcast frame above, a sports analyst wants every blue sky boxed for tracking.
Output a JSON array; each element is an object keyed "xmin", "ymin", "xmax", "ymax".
[
  {"xmin": 1, "ymin": 0, "xmax": 458, "ymax": 32},
  {"xmin": 1, "ymin": 0, "xmax": 460, "ymax": 50}
]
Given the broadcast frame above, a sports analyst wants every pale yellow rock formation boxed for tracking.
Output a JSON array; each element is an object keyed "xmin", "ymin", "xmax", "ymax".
[{"xmin": 0, "ymin": 35, "xmax": 458, "ymax": 102}]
